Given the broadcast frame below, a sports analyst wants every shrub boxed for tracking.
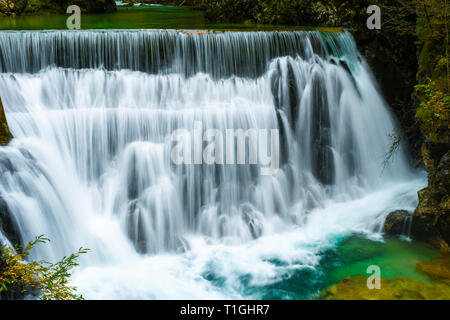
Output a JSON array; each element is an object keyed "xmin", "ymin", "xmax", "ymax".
[
  {"xmin": 415, "ymin": 80, "xmax": 450, "ymax": 143},
  {"xmin": 0, "ymin": 235, "xmax": 89, "ymax": 300}
]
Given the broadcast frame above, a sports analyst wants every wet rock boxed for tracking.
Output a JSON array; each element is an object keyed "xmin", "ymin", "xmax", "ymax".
[
  {"xmin": 0, "ymin": 198, "xmax": 22, "ymax": 247},
  {"xmin": 411, "ymin": 143, "xmax": 450, "ymax": 252},
  {"xmin": 412, "ymin": 188, "xmax": 444, "ymax": 245},
  {"xmin": 0, "ymin": 97, "xmax": 12, "ymax": 146},
  {"xmin": 384, "ymin": 210, "xmax": 412, "ymax": 236}
]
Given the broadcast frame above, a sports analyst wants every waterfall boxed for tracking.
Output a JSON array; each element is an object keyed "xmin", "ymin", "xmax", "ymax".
[{"xmin": 0, "ymin": 30, "xmax": 424, "ymax": 299}]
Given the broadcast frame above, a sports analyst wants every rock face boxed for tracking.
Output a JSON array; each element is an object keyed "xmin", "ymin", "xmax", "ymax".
[
  {"xmin": 411, "ymin": 143, "xmax": 450, "ymax": 252},
  {"xmin": 0, "ymin": 198, "xmax": 22, "ymax": 247},
  {"xmin": 0, "ymin": 97, "xmax": 12, "ymax": 146},
  {"xmin": 410, "ymin": 0, "xmax": 449, "ymax": 253},
  {"xmin": 0, "ymin": 98, "xmax": 18, "ymax": 246},
  {"xmin": 384, "ymin": 210, "xmax": 412, "ymax": 236},
  {"xmin": 354, "ymin": 30, "xmax": 421, "ymax": 165}
]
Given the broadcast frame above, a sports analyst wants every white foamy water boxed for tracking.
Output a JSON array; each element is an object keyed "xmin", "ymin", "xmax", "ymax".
[{"xmin": 0, "ymin": 30, "xmax": 425, "ymax": 299}]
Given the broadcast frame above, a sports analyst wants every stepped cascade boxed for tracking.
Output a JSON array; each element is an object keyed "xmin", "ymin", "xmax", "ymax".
[{"xmin": 0, "ymin": 30, "xmax": 423, "ymax": 299}]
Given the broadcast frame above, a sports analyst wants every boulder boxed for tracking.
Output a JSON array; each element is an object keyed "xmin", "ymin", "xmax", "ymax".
[{"xmin": 384, "ymin": 210, "xmax": 411, "ymax": 236}]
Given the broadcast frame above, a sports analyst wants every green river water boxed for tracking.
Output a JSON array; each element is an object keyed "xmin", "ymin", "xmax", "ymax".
[{"xmin": 236, "ymin": 236, "xmax": 440, "ymax": 299}]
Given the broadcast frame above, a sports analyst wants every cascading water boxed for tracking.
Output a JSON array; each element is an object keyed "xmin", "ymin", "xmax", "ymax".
[{"xmin": 0, "ymin": 30, "xmax": 425, "ymax": 299}]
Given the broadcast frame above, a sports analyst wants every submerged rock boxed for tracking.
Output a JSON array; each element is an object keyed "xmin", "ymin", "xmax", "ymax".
[
  {"xmin": 0, "ymin": 97, "xmax": 12, "ymax": 146},
  {"xmin": 321, "ymin": 254, "xmax": 450, "ymax": 300},
  {"xmin": 320, "ymin": 275, "xmax": 450, "ymax": 300},
  {"xmin": 416, "ymin": 255, "xmax": 450, "ymax": 284}
]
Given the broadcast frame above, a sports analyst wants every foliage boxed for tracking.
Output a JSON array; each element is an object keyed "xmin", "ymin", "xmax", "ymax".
[
  {"xmin": 415, "ymin": 80, "xmax": 450, "ymax": 143},
  {"xmin": 416, "ymin": 0, "xmax": 449, "ymax": 86},
  {"xmin": 186, "ymin": 0, "xmax": 414, "ymax": 30},
  {"xmin": 0, "ymin": 235, "xmax": 89, "ymax": 300},
  {"xmin": 197, "ymin": 0, "xmax": 341, "ymax": 25},
  {"xmin": 415, "ymin": 0, "xmax": 449, "ymax": 143},
  {"xmin": 14, "ymin": 0, "xmax": 117, "ymax": 14},
  {"xmin": 0, "ymin": 0, "xmax": 28, "ymax": 16}
]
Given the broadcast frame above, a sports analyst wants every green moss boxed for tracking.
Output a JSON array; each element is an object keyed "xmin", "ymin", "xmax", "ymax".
[{"xmin": 415, "ymin": 80, "xmax": 450, "ymax": 143}]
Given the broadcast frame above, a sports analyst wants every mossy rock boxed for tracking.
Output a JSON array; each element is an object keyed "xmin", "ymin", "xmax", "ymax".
[
  {"xmin": 0, "ymin": 97, "xmax": 12, "ymax": 146},
  {"xmin": 412, "ymin": 143, "xmax": 450, "ymax": 250}
]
